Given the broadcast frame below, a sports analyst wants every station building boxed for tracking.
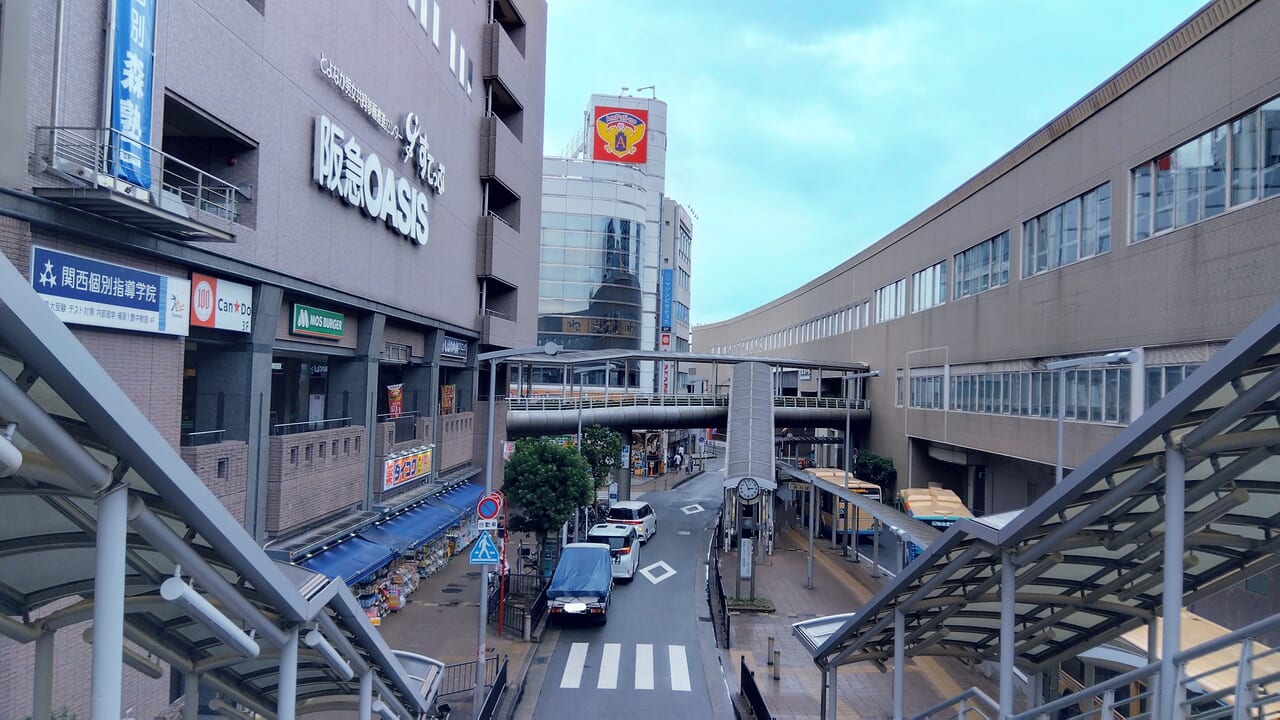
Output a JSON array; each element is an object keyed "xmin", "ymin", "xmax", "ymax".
[
  {"xmin": 692, "ymin": 0, "xmax": 1280, "ymax": 632},
  {"xmin": 0, "ymin": 0, "xmax": 546, "ymax": 714}
]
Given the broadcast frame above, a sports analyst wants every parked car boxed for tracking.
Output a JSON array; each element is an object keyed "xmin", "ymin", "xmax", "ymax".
[
  {"xmin": 586, "ymin": 523, "xmax": 641, "ymax": 581},
  {"xmin": 606, "ymin": 500, "xmax": 657, "ymax": 543},
  {"xmin": 546, "ymin": 542, "xmax": 614, "ymax": 624}
]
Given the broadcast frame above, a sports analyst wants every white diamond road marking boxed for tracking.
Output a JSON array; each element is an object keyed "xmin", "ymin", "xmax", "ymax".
[
  {"xmin": 680, "ymin": 503, "xmax": 705, "ymax": 515},
  {"xmin": 640, "ymin": 560, "xmax": 677, "ymax": 584},
  {"xmin": 635, "ymin": 644, "xmax": 655, "ymax": 690},
  {"xmin": 561, "ymin": 642, "xmax": 588, "ymax": 689},
  {"xmin": 597, "ymin": 643, "xmax": 621, "ymax": 689},
  {"xmin": 669, "ymin": 644, "xmax": 691, "ymax": 692}
]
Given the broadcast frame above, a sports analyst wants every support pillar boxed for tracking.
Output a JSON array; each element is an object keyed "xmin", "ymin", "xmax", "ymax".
[
  {"xmin": 33, "ymin": 631, "xmax": 53, "ymax": 720},
  {"xmin": 277, "ymin": 625, "xmax": 299, "ymax": 719},
  {"xmin": 827, "ymin": 661, "xmax": 839, "ymax": 720},
  {"xmin": 327, "ymin": 312, "xmax": 384, "ymax": 511},
  {"xmin": 893, "ymin": 609, "xmax": 905, "ymax": 720},
  {"xmin": 183, "ymin": 673, "xmax": 200, "ymax": 720},
  {"xmin": 245, "ymin": 284, "xmax": 283, "ymax": 540},
  {"xmin": 1158, "ymin": 447, "xmax": 1186, "ymax": 717},
  {"xmin": 91, "ymin": 485, "xmax": 128, "ymax": 720},
  {"xmin": 359, "ymin": 670, "xmax": 373, "ymax": 720},
  {"xmin": 999, "ymin": 552, "xmax": 1016, "ymax": 718}
]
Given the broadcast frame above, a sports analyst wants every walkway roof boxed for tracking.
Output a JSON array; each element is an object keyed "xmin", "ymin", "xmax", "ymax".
[
  {"xmin": 775, "ymin": 464, "xmax": 942, "ymax": 553},
  {"xmin": 795, "ymin": 301, "xmax": 1280, "ymax": 676},
  {"xmin": 0, "ymin": 256, "xmax": 434, "ymax": 717}
]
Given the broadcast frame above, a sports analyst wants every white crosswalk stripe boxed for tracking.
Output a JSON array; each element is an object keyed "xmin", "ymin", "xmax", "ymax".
[{"xmin": 556, "ymin": 642, "xmax": 692, "ymax": 692}]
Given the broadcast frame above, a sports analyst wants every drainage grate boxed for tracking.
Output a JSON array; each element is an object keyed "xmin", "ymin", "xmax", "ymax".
[{"xmin": 441, "ymin": 587, "xmax": 463, "ymax": 594}]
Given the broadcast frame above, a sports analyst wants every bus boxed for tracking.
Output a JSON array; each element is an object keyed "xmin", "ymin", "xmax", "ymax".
[
  {"xmin": 897, "ymin": 486, "xmax": 972, "ymax": 562},
  {"xmin": 808, "ymin": 468, "xmax": 883, "ymax": 541}
]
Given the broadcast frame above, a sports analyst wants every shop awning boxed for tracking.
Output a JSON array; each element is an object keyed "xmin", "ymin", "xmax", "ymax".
[
  {"xmin": 361, "ymin": 502, "xmax": 459, "ymax": 552},
  {"xmin": 429, "ymin": 482, "xmax": 485, "ymax": 513},
  {"xmin": 301, "ymin": 536, "xmax": 399, "ymax": 585}
]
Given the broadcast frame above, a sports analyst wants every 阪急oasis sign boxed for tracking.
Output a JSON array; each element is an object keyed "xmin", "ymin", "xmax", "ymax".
[{"xmin": 291, "ymin": 303, "xmax": 344, "ymax": 339}]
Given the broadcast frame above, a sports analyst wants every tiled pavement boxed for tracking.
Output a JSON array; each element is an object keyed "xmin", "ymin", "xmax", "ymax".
[{"xmin": 378, "ymin": 463, "xmax": 1003, "ymax": 719}]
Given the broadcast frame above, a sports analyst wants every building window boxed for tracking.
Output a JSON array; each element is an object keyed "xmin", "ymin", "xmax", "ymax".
[
  {"xmin": 449, "ymin": 30, "xmax": 456, "ymax": 72},
  {"xmin": 216, "ymin": 458, "xmax": 228, "ymax": 478},
  {"xmin": 895, "ymin": 369, "xmax": 904, "ymax": 407},
  {"xmin": 947, "ymin": 367, "xmax": 1131, "ymax": 424},
  {"xmin": 875, "ymin": 279, "xmax": 906, "ymax": 323},
  {"xmin": 909, "ymin": 373, "xmax": 945, "ymax": 409},
  {"xmin": 1145, "ymin": 363, "xmax": 1201, "ymax": 409},
  {"xmin": 954, "ymin": 231, "xmax": 1010, "ymax": 300},
  {"xmin": 1023, "ymin": 184, "xmax": 1110, "ymax": 277},
  {"xmin": 290, "ymin": 447, "xmax": 298, "ymax": 464},
  {"xmin": 1133, "ymin": 96, "xmax": 1280, "ymax": 242},
  {"xmin": 911, "ymin": 260, "xmax": 947, "ymax": 313},
  {"xmin": 432, "ymin": 2, "xmax": 441, "ymax": 47}
]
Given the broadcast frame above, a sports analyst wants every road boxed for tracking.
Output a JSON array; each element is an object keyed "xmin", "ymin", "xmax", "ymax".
[{"xmin": 524, "ymin": 464, "xmax": 733, "ymax": 719}]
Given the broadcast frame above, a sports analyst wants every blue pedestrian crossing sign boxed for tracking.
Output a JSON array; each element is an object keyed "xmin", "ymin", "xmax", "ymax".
[{"xmin": 469, "ymin": 531, "xmax": 501, "ymax": 565}]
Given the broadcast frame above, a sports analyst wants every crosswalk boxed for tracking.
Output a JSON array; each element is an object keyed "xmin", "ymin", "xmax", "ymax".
[{"xmin": 558, "ymin": 642, "xmax": 693, "ymax": 692}]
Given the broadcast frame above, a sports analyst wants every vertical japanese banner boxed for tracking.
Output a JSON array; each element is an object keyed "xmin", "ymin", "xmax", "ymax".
[
  {"xmin": 386, "ymin": 384, "xmax": 404, "ymax": 418},
  {"xmin": 108, "ymin": 0, "xmax": 157, "ymax": 188},
  {"xmin": 440, "ymin": 384, "xmax": 456, "ymax": 414},
  {"xmin": 660, "ymin": 268, "xmax": 673, "ymax": 331}
]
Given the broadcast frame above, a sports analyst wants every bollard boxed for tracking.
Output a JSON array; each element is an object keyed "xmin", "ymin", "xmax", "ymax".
[
  {"xmin": 523, "ymin": 612, "xmax": 532, "ymax": 642},
  {"xmin": 767, "ymin": 636, "xmax": 775, "ymax": 665},
  {"xmin": 772, "ymin": 649, "xmax": 780, "ymax": 680}
]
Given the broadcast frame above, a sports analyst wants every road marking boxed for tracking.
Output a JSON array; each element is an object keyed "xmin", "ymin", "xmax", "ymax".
[
  {"xmin": 640, "ymin": 560, "xmax": 677, "ymax": 584},
  {"xmin": 669, "ymin": 644, "xmax": 691, "ymax": 692},
  {"xmin": 681, "ymin": 503, "xmax": 705, "ymax": 514},
  {"xmin": 635, "ymin": 644, "xmax": 654, "ymax": 690},
  {"xmin": 597, "ymin": 643, "xmax": 621, "ymax": 689},
  {"xmin": 561, "ymin": 642, "xmax": 588, "ymax": 689}
]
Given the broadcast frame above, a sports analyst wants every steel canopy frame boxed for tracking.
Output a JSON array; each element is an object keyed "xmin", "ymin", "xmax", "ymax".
[
  {"xmin": 793, "ymin": 301, "xmax": 1280, "ymax": 717},
  {"xmin": 0, "ymin": 254, "xmax": 435, "ymax": 718}
]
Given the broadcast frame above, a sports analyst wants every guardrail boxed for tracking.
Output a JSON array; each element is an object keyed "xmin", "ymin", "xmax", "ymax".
[
  {"xmin": 913, "ymin": 686, "xmax": 999, "ymax": 719},
  {"xmin": 438, "ymin": 655, "xmax": 501, "ymax": 697},
  {"xmin": 507, "ymin": 394, "xmax": 869, "ymax": 412},
  {"xmin": 270, "ymin": 417, "xmax": 352, "ymax": 436},
  {"xmin": 740, "ymin": 655, "xmax": 773, "ymax": 720},
  {"xmin": 708, "ymin": 526, "xmax": 731, "ymax": 649},
  {"xmin": 180, "ymin": 429, "xmax": 226, "ymax": 447}
]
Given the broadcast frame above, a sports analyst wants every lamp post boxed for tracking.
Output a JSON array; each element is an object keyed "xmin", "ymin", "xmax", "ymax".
[
  {"xmin": 570, "ymin": 363, "xmax": 615, "ymax": 540},
  {"xmin": 1046, "ymin": 351, "xmax": 1133, "ymax": 485},
  {"xmin": 474, "ymin": 341, "xmax": 559, "ymax": 718},
  {"xmin": 841, "ymin": 370, "xmax": 879, "ymax": 563}
]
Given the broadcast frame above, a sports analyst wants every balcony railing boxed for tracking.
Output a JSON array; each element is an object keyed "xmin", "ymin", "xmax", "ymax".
[
  {"xmin": 33, "ymin": 126, "xmax": 245, "ymax": 240},
  {"xmin": 506, "ymin": 394, "xmax": 869, "ymax": 412},
  {"xmin": 270, "ymin": 417, "xmax": 352, "ymax": 436}
]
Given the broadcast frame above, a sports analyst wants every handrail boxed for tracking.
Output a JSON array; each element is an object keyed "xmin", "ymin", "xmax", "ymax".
[
  {"xmin": 913, "ymin": 686, "xmax": 999, "ymax": 719},
  {"xmin": 270, "ymin": 418, "xmax": 353, "ymax": 436},
  {"xmin": 506, "ymin": 393, "xmax": 870, "ymax": 412}
]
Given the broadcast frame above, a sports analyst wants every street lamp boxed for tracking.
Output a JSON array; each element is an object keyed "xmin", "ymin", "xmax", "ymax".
[
  {"xmin": 1046, "ymin": 351, "xmax": 1133, "ymax": 485},
  {"xmin": 571, "ymin": 363, "xmax": 617, "ymax": 449},
  {"xmin": 474, "ymin": 341, "xmax": 559, "ymax": 717},
  {"xmin": 840, "ymin": 370, "xmax": 879, "ymax": 564}
]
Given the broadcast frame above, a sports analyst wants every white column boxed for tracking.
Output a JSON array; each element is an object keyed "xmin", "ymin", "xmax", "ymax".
[
  {"xmin": 893, "ymin": 609, "xmax": 905, "ymax": 720},
  {"xmin": 91, "ymin": 485, "xmax": 128, "ymax": 720},
  {"xmin": 277, "ymin": 626, "xmax": 299, "ymax": 719},
  {"xmin": 1158, "ymin": 447, "xmax": 1186, "ymax": 717},
  {"xmin": 33, "ymin": 631, "xmax": 54, "ymax": 720},
  {"xmin": 999, "ymin": 552, "xmax": 1016, "ymax": 717},
  {"xmin": 359, "ymin": 671, "xmax": 373, "ymax": 720},
  {"xmin": 827, "ymin": 661, "xmax": 839, "ymax": 720}
]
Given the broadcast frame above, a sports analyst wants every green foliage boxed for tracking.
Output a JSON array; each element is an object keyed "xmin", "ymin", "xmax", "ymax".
[
  {"xmin": 853, "ymin": 450, "xmax": 897, "ymax": 489},
  {"xmin": 22, "ymin": 707, "xmax": 77, "ymax": 720},
  {"xmin": 579, "ymin": 425, "xmax": 623, "ymax": 489},
  {"xmin": 503, "ymin": 437, "xmax": 594, "ymax": 537}
]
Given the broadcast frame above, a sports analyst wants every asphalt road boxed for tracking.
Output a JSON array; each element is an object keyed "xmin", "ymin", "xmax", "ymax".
[{"xmin": 526, "ymin": 466, "xmax": 733, "ymax": 719}]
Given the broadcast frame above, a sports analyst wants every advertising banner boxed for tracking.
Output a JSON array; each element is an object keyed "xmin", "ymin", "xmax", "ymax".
[
  {"xmin": 387, "ymin": 384, "xmax": 404, "ymax": 418},
  {"xmin": 31, "ymin": 246, "xmax": 189, "ymax": 336},
  {"xmin": 190, "ymin": 273, "xmax": 252, "ymax": 332},
  {"xmin": 440, "ymin": 385, "xmax": 456, "ymax": 414},
  {"xmin": 108, "ymin": 0, "xmax": 157, "ymax": 187},
  {"xmin": 441, "ymin": 335, "xmax": 468, "ymax": 359},
  {"xmin": 660, "ymin": 268, "xmax": 673, "ymax": 331},
  {"xmin": 591, "ymin": 106, "xmax": 649, "ymax": 164},
  {"xmin": 383, "ymin": 447, "xmax": 433, "ymax": 491},
  {"xmin": 291, "ymin": 303, "xmax": 344, "ymax": 338}
]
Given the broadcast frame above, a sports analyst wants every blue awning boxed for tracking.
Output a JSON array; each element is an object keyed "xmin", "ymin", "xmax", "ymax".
[
  {"xmin": 429, "ymin": 482, "xmax": 485, "ymax": 514},
  {"xmin": 360, "ymin": 502, "xmax": 459, "ymax": 552},
  {"xmin": 299, "ymin": 536, "xmax": 398, "ymax": 586}
]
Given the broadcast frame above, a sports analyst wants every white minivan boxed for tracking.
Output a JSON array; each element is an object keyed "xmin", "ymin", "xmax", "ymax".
[
  {"xmin": 586, "ymin": 523, "xmax": 641, "ymax": 581},
  {"xmin": 606, "ymin": 500, "xmax": 657, "ymax": 543}
]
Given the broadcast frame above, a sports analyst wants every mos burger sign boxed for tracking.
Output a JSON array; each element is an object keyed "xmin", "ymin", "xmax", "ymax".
[{"xmin": 189, "ymin": 273, "xmax": 253, "ymax": 332}]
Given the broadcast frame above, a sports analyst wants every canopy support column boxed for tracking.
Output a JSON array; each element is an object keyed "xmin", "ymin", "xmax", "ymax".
[
  {"xmin": 33, "ymin": 631, "xmax": 53, "ymax": 720},
  {"xmin": 893, "ymin": 609, "xmax": 905, "ymax": 720},
  {"xmin": 183, "ymin": 673, "xmax": 200, "ymax": 720},
  {"xmin": 277, "ymin": 625, "xmax": 299, "ymax": 719},
  {"xmin": 359, "ymin": 670, "xmax": 373, "ymax": 720},
  {"xmin": 91, "ymin": 484, "xmax": 127, "ymax": 720},
  {"xmin": 827, "ymin": 661, "xmax": 839, "ymax": 720},
  {"xmin": 999, "ymin": 551, "xmax": 1016, "ymax": 717},
  {"xmin": 1158, "ymin": 447, "xmax": 1187, "ymax": 717}
]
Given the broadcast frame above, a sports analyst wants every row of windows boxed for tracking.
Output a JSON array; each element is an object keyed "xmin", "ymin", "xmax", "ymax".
[
  {"xmin": 537, "ymin": 280, "xmax": 643, "ymax": 305},
  {"xmin": 912, "ymin": 260, "xmax": 947, "ymax": 313},
  {"xmin": 539, "ymin": 263, "xmax": 641, "ymax": 283},
  {"xmin": 676, "ymin": 225, "xmax": 692, "ymax": 264},
  {"xmin": 1132, "ymin": 98, "xmax": 1280, "ymax": 241},
  {"xmin": 542, "ymin": 213, "xmax": 646, "ymax": 236},
  {"xmin": 1022, "ymin": 184, "xmax": 1112, "ymax": 278},
  {"xmin": 677, "ymin": 267, "xmax": 691, "ymax": 290},
  {"xmin": 908, "ymin": 368, "xmax": 1132, "ymax": 425},
  {"xmin": 711, "ymin": 97, "xmax": 1279, "ymax": 355},
  {"xmin": 709, "ymin": 302, "xmax": 870, "ymax": 355},
  {"xmin": 402, "ymin": 0, "xmax": 475, "ymax": 97},
  {"xmin": 674, "ymin": 301, "xmax": 690, "ymax": 325}
]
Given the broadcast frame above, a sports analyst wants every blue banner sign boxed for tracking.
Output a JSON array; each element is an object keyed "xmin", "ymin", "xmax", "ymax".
[
  {"xmin": 660, "ymin": 268, "xmax": 673, "ymax": 331},
  {"xmin": 31, "ymin": 246, "xmax": 190, "ymax": 336},
  {"xmin": 109, "ymin": 0, "xmax": 157, "ymax": 187}
]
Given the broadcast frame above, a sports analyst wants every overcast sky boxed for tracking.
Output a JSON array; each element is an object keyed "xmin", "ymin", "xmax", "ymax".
[{"xmin": 542, "ymin": 0, "xmax": 1208, "ymax": 325}]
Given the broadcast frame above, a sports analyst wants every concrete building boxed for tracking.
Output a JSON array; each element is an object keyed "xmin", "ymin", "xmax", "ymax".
[
  {"xmin": 693, "ymin": 0, "xmax": 1280, "ymax": 631},
  {"xmin": 0, "ymin": 0, "xmax": 546, "ymax": 715}
]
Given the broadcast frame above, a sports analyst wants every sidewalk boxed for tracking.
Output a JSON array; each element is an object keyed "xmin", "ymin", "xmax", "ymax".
[{"xmin": 721, "ymin": 526, "xmax": 1003, "ymax": 719}]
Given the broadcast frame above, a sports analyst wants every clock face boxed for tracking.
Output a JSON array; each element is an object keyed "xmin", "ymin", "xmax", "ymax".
[{"xmin": 737, "ymin": 477, "xmax": 760, "ymax": 500}]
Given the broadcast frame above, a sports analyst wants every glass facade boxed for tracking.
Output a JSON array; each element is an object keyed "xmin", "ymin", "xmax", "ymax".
[{"xmin": 538, "ymin": 212, "xmax": 645, "ymax": 352}]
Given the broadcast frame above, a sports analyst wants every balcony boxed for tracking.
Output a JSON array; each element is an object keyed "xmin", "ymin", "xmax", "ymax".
[
  {"xmin": 32, "ymin": 126, "xmax": 245, "ymax": 242},
  {"xmin": 479, "ymin": 116, "xmax": 526, "ymax": 211},
  {"xmin": 482, "ymin": 23, "xmax": 528, "ymax": 135},
  {"xmin": 476, "ymin": 213, "xmax": 527, "ymax": 286}
]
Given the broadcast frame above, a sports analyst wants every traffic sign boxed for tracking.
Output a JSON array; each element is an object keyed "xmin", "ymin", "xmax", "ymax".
[
  {"xmin": 477, "ymin": 494, "xmax": 502, "ymax": 520},
  {"xmin": 469, "ymin": 532, "xmax": 501, "ymax": 564},
  {"xmin": 477, "ymin": 519, "xmax": 499, "ymax": 531}
]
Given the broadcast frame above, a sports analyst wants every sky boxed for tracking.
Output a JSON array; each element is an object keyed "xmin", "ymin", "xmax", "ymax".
[{"xmin": 542, "ymin": 0, "xmax": 1208, "ymax": 326}]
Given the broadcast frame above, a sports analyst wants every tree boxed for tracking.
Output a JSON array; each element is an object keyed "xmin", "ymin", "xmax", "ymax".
[
  {"xmin": 579, "ymin": 424, "xmax": 623, "ymax": 489},
  {"xmin": 853, "ymin": 450, "xmax": 897, "ymax": 491},
  {"xmin": 503, "ymin": 438, "xmax": 594, "ymax": 553}
]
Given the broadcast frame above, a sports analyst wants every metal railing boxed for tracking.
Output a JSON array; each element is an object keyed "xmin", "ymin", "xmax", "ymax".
[
  {"xmin": 488, "ymin": 574, "xmax": 548, "ymax": 636},
  {"xmin": 913, "ymin": 687, "xmax": 999, "ymax": 719},
  {"xmin": 740, "ymin": 655, "xmax": 773, "ymax": 720},
  {"xmin": 270, "ymin": 417, "xmax": 352, "ymax": 436},
  {"xmin": 1005, "ymin": 612, "xmax": 1280, "ymax": 720},
  {"xmin": 180, "ymin": 429, "xmax": 226, "ymax": 447},
  {"xmin": 34, "ymin": 126, "xmax": 244, "ymax": 232},
  {"xmin": 477, "ymin": 656, "xmax": 508, "ymax": 720},
  {"xmin": 708, "ymin": 519, "xmax": 731, "ymax": 649},
  {"xmin": 507, "ymin": 393, "xmax": 870, "ymax": 412},
  {"xmin": 438, "ymin": 655, "xmax": 501, "ymax": 697}
]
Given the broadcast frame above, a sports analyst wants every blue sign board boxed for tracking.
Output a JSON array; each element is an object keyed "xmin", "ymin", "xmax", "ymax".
[
  {"xmin": 109, "ymin": 0, "xmax": 157, "ymax": 188},
  {"xmin": 31, "ymin": 246, "xmax": 190, "ymax": 336},
  {"xmin": 469, "ymin": 531, "xmax": 501, "ymax": 565},
  {"xmin": 660, "ymin": 268, "xmax": 673, "ymax": 331}
]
